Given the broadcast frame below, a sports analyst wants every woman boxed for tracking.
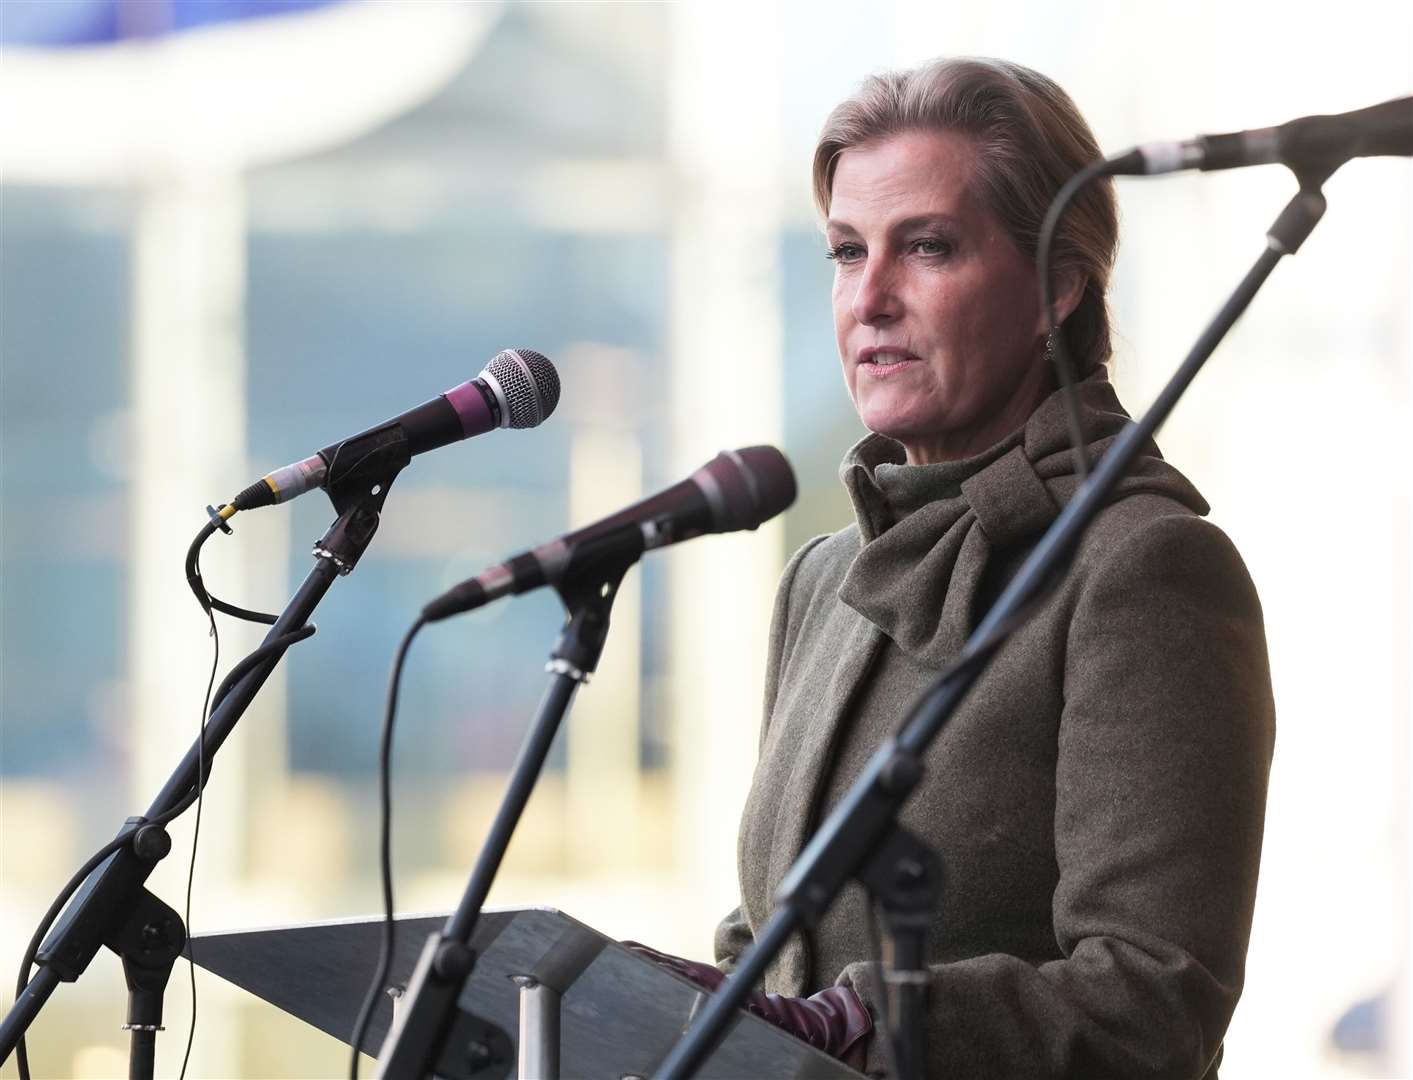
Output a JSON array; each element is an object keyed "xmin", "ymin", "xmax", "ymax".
[{"xmin": 644, "ymin": 57, "xmax": 1275, "ymax": 1079}]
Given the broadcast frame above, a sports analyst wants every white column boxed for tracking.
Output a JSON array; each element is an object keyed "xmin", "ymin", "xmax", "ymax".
[
  {"xmin": 563, "ymin": 345, "xmax": 645, "ymax": 874},
  {"xmin": 667, "ymin": 4, "xmax": 787, "ymax": 950},
  {"xmin": 125, "ymin": 173, "xmax": 284, "ymax": 1075}
]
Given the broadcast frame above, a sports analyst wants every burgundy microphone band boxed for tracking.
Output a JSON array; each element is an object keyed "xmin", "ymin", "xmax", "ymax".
[{"xmin": 443, "ymin": 379, "xmax": 499, "ymax": 438}]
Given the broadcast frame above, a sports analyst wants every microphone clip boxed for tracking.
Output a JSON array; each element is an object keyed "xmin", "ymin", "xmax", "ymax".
[
  {"xmin": 312, "ymin": 427, "xmax": 410, "ymax": 575},
  {"xmin": 322, "ymin": 423, "xmax": 412, "ymax": 517},
  {"xmin": 549, "ymin": 551, "xmax": 638, "ymax": 679}
]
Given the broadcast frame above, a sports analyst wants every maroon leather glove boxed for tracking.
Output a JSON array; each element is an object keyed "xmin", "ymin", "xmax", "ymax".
[{"xmin": 622, "ymin": 941, "xmax": 873, "ymax": 1065}]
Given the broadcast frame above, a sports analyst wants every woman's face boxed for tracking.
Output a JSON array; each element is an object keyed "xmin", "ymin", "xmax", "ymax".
[{"xmin": 828, "ymin": 129, "xmax": 1055, "ymax": 465}]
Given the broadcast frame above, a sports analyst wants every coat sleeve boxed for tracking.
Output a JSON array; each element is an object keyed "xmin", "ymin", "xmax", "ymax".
[
  {"xmin": 715, "ymin": 534, "xmax": 832, "ymax": 972},
  {"xmin": 837, "ymin": 513, "xmax": 1276, "ymax": 1079}
]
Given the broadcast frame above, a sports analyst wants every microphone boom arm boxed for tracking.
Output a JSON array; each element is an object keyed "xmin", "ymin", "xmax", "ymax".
[{"xmin": 0, "ymin": 445, "xmax": 414, "ymax": 1076}]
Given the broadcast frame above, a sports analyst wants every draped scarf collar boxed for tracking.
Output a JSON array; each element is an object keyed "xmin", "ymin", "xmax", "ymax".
[{"xmin": 836, "ymin": 371, "xmax": 1209, "ymax": 666}]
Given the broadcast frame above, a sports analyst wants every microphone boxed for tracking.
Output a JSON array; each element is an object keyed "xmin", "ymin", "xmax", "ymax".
[
  {"xmin": 227, "ymin": 348, "xmax": 560, "ymax": 512},
  {"xmin": 422, "ymin": 445, "xmax": 796, "ymax": 622},
  {"xmin": 1110, "ymin": 96, "xmax": 1413, "ymax": 177}
]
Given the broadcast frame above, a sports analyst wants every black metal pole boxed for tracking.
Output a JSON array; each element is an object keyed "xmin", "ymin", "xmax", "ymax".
[
  {"xmin": 884, "ymin": 919, "xmax": 928, "ymax": 1080},
  {"xmin": 2, "ymin": 477, "xmax": 398, "ymax": 1071},
  {"xmin": 653, "ymin": 911, "xmax": 800, "ymax": 1080},
  {"xmin": 447, "ymin": 671, "xmax": 581, "ymax": 943},
  {"xmin": 376, "ymin": 563, "xmax": 633, "ymax": 1078},
  {"xmin": 2, "ymin": 969, "xmax": 59, "ymax": 1058},
  {"xmin": 373, "ymin": 677, "xmax": 581, "ymax": 1079},
  {"xmin": 151, "ymin": 558, "xmax": 341, "ymax": 816},
  {"xmin": 127, "ymin": 1029, "xmax": 155, "ymax": 1080},
  {"xmin": 654, "ymin": 187, "xmax": 1326, "ymax": 1080},
  {"xmin": 856, "ymin": 827, "xmax": 941, "ymax": 1080},
  {"xmin": 0, "ymin": 557, "xmax": 339, "ymax": 1068}
]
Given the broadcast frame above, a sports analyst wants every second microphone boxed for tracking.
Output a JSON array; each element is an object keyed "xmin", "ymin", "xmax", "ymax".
[{"xmin": 422, "ymin": 446, "xmax": 797, "ymax": 622}]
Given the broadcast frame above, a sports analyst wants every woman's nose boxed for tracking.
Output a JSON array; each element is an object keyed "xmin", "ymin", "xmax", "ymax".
[{"xmin": 850, "ymin": 257, "xmax": 902, "ymax": 326}]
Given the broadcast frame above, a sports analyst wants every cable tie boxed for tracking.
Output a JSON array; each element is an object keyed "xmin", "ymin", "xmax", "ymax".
[{"xmin": 205, "ymin": 505, "xmax": 233, "ymax": 535}]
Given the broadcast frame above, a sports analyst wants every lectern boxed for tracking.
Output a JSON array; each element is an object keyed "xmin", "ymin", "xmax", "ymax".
[{"xmin": 188, "ymin": 907, "xmax": 862, "ymax": 1079}]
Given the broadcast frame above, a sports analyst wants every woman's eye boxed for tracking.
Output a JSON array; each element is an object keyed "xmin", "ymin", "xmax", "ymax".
[
  {"xmin": 911, "ymin": 237, "xmax": 952, "ymax": 257},
  {"xmin": 825, "ymin": 243, "xmax": 864, "ymax": 263}
]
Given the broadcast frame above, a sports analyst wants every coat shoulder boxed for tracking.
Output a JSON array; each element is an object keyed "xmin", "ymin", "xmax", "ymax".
[
  {"xmin": 760, "ymin": 525, "xmax": 864, "ymax": 731},
  {"xmin": 786, "ymin": 524, "xmax": 860, "ymax": 599},
  {"xmin": 1074, "ymin": 492, "xmax": 1243, "ymax": 576}
]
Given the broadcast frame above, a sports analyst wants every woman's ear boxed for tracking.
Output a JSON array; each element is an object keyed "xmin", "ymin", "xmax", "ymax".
[{"xmin": 1038, "ymin": 268, "xmax": 1085, "ymax": 334}]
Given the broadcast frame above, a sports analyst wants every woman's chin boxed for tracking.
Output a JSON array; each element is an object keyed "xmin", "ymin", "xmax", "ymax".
[
  {"xmin": 860, "ymin": 410, "xmax": 945, "ymax": 447},
  {"xmin": 854, "ymin": 382, "xmax": 951, "ymax": 442}
]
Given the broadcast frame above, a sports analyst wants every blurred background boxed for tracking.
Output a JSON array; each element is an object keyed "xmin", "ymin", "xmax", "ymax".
[{"xmin": 1, "ymin": 1, "xmax": 1409, "ymax": 1076}]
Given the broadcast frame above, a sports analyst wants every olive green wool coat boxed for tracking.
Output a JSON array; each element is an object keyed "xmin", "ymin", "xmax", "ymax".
[{"xmin": 715, "ymin": 374, "xmax": 1275, "ymax": 1080}]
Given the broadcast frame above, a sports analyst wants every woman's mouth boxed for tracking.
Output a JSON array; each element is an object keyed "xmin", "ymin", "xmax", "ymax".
[{"xmin": 858, "ymin": 349, "xmax": 919, "ymax": 375}]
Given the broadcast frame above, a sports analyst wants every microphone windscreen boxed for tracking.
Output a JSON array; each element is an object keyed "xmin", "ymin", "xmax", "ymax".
[{"xmin": 697, "ymin": 446, "xmax": 797, "ymax": 532}]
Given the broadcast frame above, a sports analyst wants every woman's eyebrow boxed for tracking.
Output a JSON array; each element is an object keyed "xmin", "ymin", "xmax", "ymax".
[
  {"xmin": 825, "ymin": 213, "xmax": 962, "ymax": 238},
  {"xmin": 890, "ymin": 213, "xmax": 961, "ymax": 234}
]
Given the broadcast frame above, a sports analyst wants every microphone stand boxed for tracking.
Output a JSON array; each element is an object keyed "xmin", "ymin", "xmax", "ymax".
[
  {"xmin": 1, "ymin": 440, "xmax": 411, "ymax": 1079},
  {"xmin": 375, "ymin": 538, "xmax": 640, "ymax": 1079},
  {"xmin": 652, "ymin": 179, "xmax": 1332, "ymax": 1080}
]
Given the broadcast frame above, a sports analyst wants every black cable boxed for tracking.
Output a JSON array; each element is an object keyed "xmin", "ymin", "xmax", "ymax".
[
  {"xmin": 12, "ymin": 831, "xmax": 128, "ymax": 1080},
  {"xmin": 185, "ymin": 514, "xmax": 281, "ymax": 626},
  {"xmin": 350, "ymin": 616, "xmax": 427, "ymax": 1080},
  {"xmin": 178, "ymin": 594, "xmax": 220, "ymax": 1080},
  {"xmin": 173, "ymin": 522, "xmax": 308, "ymax": 1077},
  {"xmin": 209, "ymin": 626, "xmax": 317, "ymax": 716},
  {"xmin": 1036, "ymin": 156, "xmax": 1121, "ymax": 484},
  {"xmin": 207, "ymin": 594, "xmax": 280, "ymax": 626},
  {"xmin": 11, "ymin": 574, "xmax": 315, "ymax": 1075},
  {"xmin": 10, "ymin": 730, "xmax": 219, "ymax": 1078}
]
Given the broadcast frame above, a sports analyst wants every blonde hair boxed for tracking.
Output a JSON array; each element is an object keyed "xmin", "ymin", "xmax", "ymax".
[{"xmin": 813, "ymin": 57, "xmax": 1118, "ymax": 372}]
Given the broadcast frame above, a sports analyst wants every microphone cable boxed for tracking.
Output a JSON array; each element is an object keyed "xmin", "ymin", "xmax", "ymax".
[
  {"xmin": 9, "ymin": 510, "xmax": 315, "ymax": 1079},
  {"xmin": 1035, "ymin": 153, "xmax": 1137, "ymax": 485},
  {"xmin": 186, "ymin": 507, "xmax": 281, "ymax": 627},
  {"xmin": 346, "ymin": 448, "xmax": 796, "ymax": 1075},
  {"xmin": 349, "ymin": 616, "xmax": 427, "ymax": 1080},
  {"xmin": 176, "ymin": 578, "xmax": 220, "ymax": 1080},
  {"xmin": 178, "ymin": 506, "xmax": 319, "ymax": 1077}
]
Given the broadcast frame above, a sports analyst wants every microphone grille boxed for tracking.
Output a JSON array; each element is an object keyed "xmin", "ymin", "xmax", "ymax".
[{"xmin": 486, "ymin": 348, "xmax": 561, "ymax": 429}]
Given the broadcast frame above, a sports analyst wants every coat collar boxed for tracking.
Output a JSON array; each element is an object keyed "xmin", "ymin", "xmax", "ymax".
[{"xmin": 836, "ymin": 372, "xmax": 1208, "ymax": 667}]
